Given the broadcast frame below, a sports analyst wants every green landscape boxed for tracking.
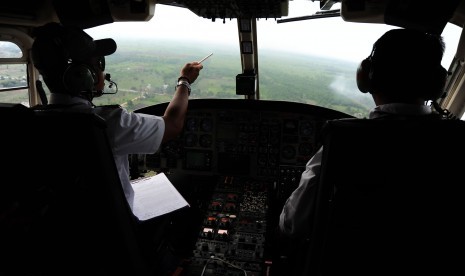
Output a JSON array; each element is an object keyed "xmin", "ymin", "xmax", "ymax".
[
  {"xmin": 92, "ymin": 39, "xmax": 374, "ymax": 117},
  {"xmin": 1, "ymin": 39, "xmax": 374, "ymax": 118}
]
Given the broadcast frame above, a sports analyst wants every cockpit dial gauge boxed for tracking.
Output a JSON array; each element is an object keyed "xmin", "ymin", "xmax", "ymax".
[
  {"xmin": 298, "ymin": 142, "xmax": 313, "ymax": 156},
  {"xmin": 184, "ymin": 133, "xmax": 198, "ymax": 147},
  {"xmin": 199, "ymin": 134, "xmax": 213, "ymax": 148},
  {"xmin": 200, "ymin": 117, "xmax": 213, "ymax": 132},
  {"xmin": 185, "ymin": 117, "xmax": 198, "ymax": 132},
  {"xmin": 281, "ymin": 145, "xmax": 296, "ymax": 159},
  {"xmin": 300, "ymin": 121, "xmax": 313, "ymax": 136}
]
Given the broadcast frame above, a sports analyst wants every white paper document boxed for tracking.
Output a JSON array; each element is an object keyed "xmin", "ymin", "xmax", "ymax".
[{"xmin": 131, "ymin": 173, "xmax": 190, "ymax": 221}]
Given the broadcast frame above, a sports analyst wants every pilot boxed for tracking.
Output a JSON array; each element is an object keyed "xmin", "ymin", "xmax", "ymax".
[
  {"xmin": 31, "ymin": 22, "xmax": 203, "ymax": 272},
  {"xmin": 31, "ymin": 22, "xmax": 203, "ymax": 209},
  {"xmin": 279, "ymin": 28, "xmax": 448, "ymax": 240}
]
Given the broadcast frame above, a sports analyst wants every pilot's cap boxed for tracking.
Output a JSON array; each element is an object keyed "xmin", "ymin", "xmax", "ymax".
[
  {"xmin": 372, "ymin": 28, "xmax": 444, "ymax": 68},
  {"xmin": 31, "ymin": 22, "xmax": 116, "ymax": 74}
]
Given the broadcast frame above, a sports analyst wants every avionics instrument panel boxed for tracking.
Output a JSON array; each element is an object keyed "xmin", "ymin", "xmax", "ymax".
[{"xmin": 133, "ymin": 99, "xmax": 350, "ymax": 275}]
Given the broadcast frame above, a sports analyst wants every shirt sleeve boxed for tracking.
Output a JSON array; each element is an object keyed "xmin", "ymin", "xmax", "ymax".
[
  {"xmin": 102, "ymin": 108, "xmax": 165, "ymax": 156},
  {"xmin": 279, "ymin": 146, "xmax": 323, "ymax": 239}
]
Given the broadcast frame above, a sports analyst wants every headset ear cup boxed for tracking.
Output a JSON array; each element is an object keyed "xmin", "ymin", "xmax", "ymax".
[
  {"xmin": 63, "ymin": 64, "xmax": 97, "ymax": 95},
  {"xmin": 431, "ymin": 66, "xmax": 448, "ymax": 100},
  {"xmin": 356, "ymin": 58, "xmax": 372, "ymax": 93}
]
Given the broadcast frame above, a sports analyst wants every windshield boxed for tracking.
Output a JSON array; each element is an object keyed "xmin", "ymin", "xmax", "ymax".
[{"xmin": 64, "ymin": 2, "xmax": 463, "ymax": 117}]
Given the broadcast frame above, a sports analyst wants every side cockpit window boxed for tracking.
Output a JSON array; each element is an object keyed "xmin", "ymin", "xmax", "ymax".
[{"xmin": 0, "ymin": 40, "xmax": 29, "ymax": 106}]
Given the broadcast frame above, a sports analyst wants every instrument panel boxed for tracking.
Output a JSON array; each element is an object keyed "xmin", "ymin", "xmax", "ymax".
[
  {"xmin": 136, "ymin": 100, "xmax": 348, "ymax": 174},
  {"xmin": 133, "ymin": 99, "xmax": 351, "ymax": 275}
]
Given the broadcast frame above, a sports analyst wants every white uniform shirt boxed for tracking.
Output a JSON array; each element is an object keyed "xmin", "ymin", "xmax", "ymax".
[
  {"xmin": 49, "ymin": 94, "xmax": 165, "ymax": 209},
  {"xmin": 279, "ymin": 103, "xmax": 434, "ymax": 239}
]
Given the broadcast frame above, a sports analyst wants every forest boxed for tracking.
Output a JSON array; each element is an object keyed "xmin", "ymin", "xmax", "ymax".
[
  {"xmin": 0, "ymin": 39, "xmax": 374, "ymax": 118},
  {"xmin": 91, "ymin": 39, "xmax": 373, "ymax": 118}
]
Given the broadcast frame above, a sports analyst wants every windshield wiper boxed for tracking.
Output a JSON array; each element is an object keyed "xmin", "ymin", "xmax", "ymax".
[{"xmin": 277, "ymin": 9, "xmax": 340, "ymax": 24}]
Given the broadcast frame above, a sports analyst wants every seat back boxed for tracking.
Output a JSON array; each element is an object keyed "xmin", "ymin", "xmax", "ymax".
[
  {"xmin": 0, "ymin": 104, "xmax": 150, "ymax": 276},
  {"xmin": 306, "ymin": 118, "xmax": 465, "ymax": 275}
]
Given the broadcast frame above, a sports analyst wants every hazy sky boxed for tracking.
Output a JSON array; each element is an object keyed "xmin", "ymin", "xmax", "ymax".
[{"xmin": 87, "ymin": 0, "xmax": 461, "ymax": 66}]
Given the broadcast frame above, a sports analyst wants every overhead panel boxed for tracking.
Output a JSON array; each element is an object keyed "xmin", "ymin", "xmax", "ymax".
[
  {"xmin": 341, "ymin": 0, "xmax": 461, "ymax": 35},
  {"xmin": 0, "ymin": 0, "xmax": 58, "ymax": 27},
  {"xmin": 177, "ymin": 0, "xmax": 289, "ymax": 20}
]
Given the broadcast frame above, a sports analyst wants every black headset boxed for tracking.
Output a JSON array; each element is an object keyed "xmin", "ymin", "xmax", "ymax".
[
  {"xmin": 50, "ymin": 25, "xmax": 100, "ymax": 96},
  {"xmin": 356, "ymin": 46, "xmax": 448, "ymax": 101},
  {"xmin": 356, "ymin": 55, "xmax": 374, "ymax": 94},
  {"xmin": 62, "ymin": 63, "xmax": 98, "ymax": 95}
]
